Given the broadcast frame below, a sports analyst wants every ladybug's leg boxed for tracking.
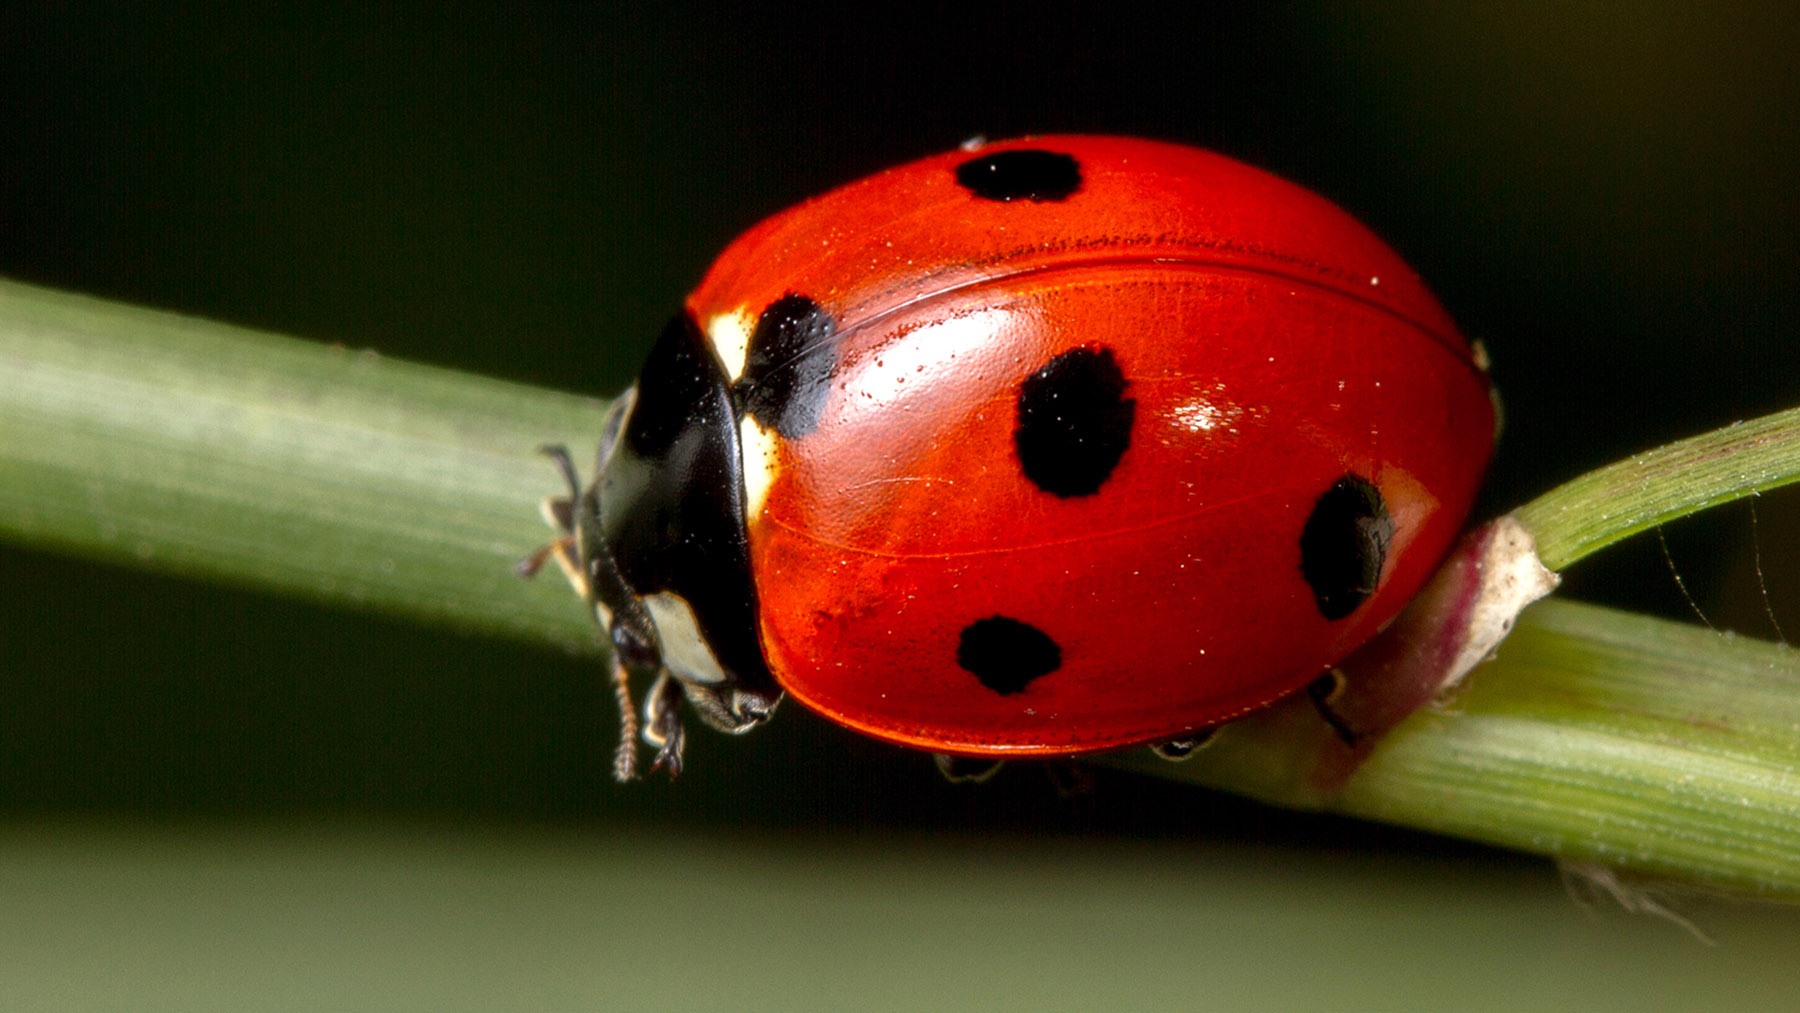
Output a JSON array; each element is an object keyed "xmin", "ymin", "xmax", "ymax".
[
  {"xmin": 1306, "ymin": 670, "xmax": 1361, "ymax": 747},
  {"xmin": 933, "ymin": 754, "xmax": 1005, "ymax": 784},
  {"xmin": 604, "ymin": 656, "xmax": 642, "ymax": 782},
  {"xmin": 516, "ymin": 495, "xmax": 581, "ymax": 590},
  {"xmin": 539, "ymin": 494, "xmax": 576, "ymax": 536},
  {"xmin": 681, "ymin": 682, "xmax": 780, "ymax": 736},
  {"xmin": 514, "ymin": 535, "xmax": 571, "ymax": 582},
  {"xmin": 641, "ymin": 677, "xmax": 783, "ymax": 777},
  {"xmin": 1149, "ymin": 727, "xmax": 1219, "ymax": 761},
  {"xmin": 1042, "ymin": 761, "xmax": 1096, "ymax": 798},
  {"xmin": 517, "ymin": 464, "xmax": 582, "ymax": 581},
  {"xmin": 587, "ymin": 543, "xmax": 663, "ymax": 783},
  {"xmin": 532, "ymin": 444, "xmax": 667, "ymax": 782},
  {"xmin": 642, "ymin": 671, "xmax": 687, "ymax": 777}
]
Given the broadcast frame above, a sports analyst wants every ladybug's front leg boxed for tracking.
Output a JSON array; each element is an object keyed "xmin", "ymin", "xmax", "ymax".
[
  {"xmin": 515, "ymin": 497, "xmax": 582, "ymax": 592},
  {"xmin": 602, "ymin": 657, "xmax": 642, "ymax": 781},
  {"xmin": 527, "ymin": 444, "xmax": 668, "ymax": 782},
  {"xmin": 641, "ymin": 672, "xmax": 687, "ymax": 777},
  {"xmin": 642, "ymin": 678, "xmax": 780, "ymax": 777}
]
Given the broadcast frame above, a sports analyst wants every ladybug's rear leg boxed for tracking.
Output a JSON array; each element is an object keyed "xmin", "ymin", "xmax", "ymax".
[
  {"xmin": 1307, "ymin": 669, "xmax": 1361, "ymax": 747},
  {"xmin": 1149, "ymin": 726, "xmax": 1220, "ymax": 761},
  {"xmin": 934, "ymin": 754, "xmax": 1005, "ymax": 783}
]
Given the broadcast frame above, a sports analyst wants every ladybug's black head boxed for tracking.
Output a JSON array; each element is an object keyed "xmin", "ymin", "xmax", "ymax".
[{"xmin": 583, "ymin": 313, "xmax": 780, "ymax": 758}]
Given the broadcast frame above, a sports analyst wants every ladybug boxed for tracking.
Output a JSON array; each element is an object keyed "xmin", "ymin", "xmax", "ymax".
[{"xmin": 528, "ymin": 135, "xmax": 1495, "ymax": 781}]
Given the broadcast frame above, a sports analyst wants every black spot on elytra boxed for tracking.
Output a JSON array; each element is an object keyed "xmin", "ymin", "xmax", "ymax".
[
  {"xmin": 955, "ymin": 149, "xmax": 1082, "ymax": 202},
  {"xmin": 735, "ymin": 294, "xmax": 837, "ymax": 438},
  {"xmin": 1014, "ymin": 346, "xmax": 1136, "ymax": 497},
  {"xmin": 957, "ymin": 616, "xmax": 1062, "ymax": 695},
  {"xmin": 1300, "ymin": 474, "xmax": 1395, "ymax": 621}
]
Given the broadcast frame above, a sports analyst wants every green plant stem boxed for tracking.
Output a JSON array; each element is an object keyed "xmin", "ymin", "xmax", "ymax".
[
  {"xmin": 0, "ymin": 278, "xmax": 610, "ymax": 654},
  {"xmin": 1340, "ymin": 599, "xmax": 1800, "ymax": 898},
  {"xmin": 1107, "ymin": 597, "xmax": 1800, "ymax": 899},
  {"xmin": 1514, "ymin": 406, "xmax": 1800, "ymax": 570},
  {"xmin": 4, "ymin": 277, "xmax": 1799, "ymax": 896}
]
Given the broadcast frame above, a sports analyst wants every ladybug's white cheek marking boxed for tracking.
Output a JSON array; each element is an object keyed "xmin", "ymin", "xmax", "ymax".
[
  {"xmin": 706, "ymin": 309, "xmax": 755, "ymax": 384},
  {"xmin": 642, "ymin": 591, "xmax": 730, "ymax": 687},
  {"xmin": 739, "ymin": 414, "xmax": 781, "ymax": 522}
]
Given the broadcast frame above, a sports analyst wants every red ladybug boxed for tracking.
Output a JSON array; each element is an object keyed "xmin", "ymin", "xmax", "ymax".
[{"xmin": 530, "ymin": 136, "xmax": 1495, "ymax": 780}]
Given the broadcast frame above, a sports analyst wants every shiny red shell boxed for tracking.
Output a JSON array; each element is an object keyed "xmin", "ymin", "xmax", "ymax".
[{"xmin": 688, "ymin": 136, "xmax": 1494, "ymax": 757}]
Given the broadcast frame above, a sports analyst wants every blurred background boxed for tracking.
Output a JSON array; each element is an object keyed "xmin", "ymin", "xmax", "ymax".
[{"xmin": 3, "ymin": 3, "xmax": 1799, "ymax": 1007}]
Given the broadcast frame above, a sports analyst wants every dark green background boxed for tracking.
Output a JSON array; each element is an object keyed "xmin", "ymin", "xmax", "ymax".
[{"xmin": 3, "ymin": 5, "xmax": 1799, "ymax": 1004}]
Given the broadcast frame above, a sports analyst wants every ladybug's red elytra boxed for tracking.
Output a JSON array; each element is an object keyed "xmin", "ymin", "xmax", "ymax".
[{"xmin": 529, "ymin": 136, "xmax": 1495, "ymax": 780}]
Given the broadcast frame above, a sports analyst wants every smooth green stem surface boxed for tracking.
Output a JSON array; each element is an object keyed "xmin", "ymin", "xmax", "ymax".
[
  {"xmin": 0, "ymin": 278, "xmax": 611, "ymax": 654},
  {"xmin": 4, "ymin": 277, "xmax": 1799, "ymax": 897},
  {"xmin": 1111, "ymin": 598, "xmax": 1800, "ymax": 899},
  {"xmin": 1514, "ymin": 406, "xmax": 1800, "ymax": 570},
  {"xmin": 1339, "ymin": 598, "xmax": 1800, "ymax": 898}
]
